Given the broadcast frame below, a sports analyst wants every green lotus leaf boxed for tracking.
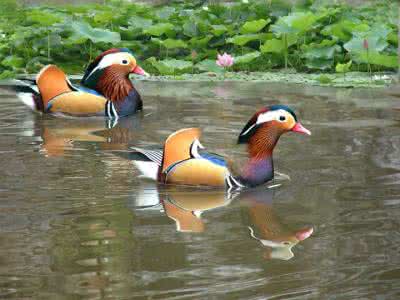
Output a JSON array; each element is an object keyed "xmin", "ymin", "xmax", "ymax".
[
  {"xmin": 227, "ymin": 34, "xmax": 268, "ymax": 46},
  {"xmin": 196, "ymin": 59, "xmax": 222, "ymax": 73},
  {"xmin": 260, "ymin": 38, "xmax": 284, "ymax": 53},
  {"xmin": 335, "ymin": 60, "xmax": 352, "ymax": 73},
  {"xmin": 27, "ymin": 10, "xmax": 62, "ymax": 26},
  {"xmin": 240, "ymin": 19, "xmax": 270, "ymax": 34},
  {"xmin": 148, "ymin": 57, "xmax": 192, "ymax": 75},
  {"xmin": 235, "ymin": 51, "xmax": 261, "ymax": 64},
  {"xmin": 1, "ymin": 55, "xmax": 24, "ymax": 69},
  {"xmin": 70, "ymin": 22, "xmax": 121, "ymax": 44},
  {"xmin": 144, "ymin": 23, "xmax": 175, "ymax": 37},
  {"xmin": 211, "ymin": 25, "xmax": 228, "ymax": 36}
]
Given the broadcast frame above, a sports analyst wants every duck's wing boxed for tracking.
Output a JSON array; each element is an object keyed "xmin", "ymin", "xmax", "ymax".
[
  {"xmin": 162, "ymin": 128, "xmax": 202, "ymax": 173},
  {"xmin": 36, "ymin": 65, "xmax": 73, "ymax": 107},
  {"xmin": 161, "ymin": 128, "xmax": 229, "ymax": 187},
  {"xmin": 130, "ymin": 147, "xmax": 163, "ymax": 166}
]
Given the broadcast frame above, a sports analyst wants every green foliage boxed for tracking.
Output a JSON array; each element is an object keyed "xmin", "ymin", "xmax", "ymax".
[
  {"xmin": 69, "ymin": 22, "xmax": 121, "ymax": 44},
  {"xmin": 0, "ymin": 0, "xmax": 397, "ymax": 78},
  {"xmin": 336, "ymin": 61, "xmax": 352, "ymax": 73},
  {"xmin": 235, "ymin": 52, "xmax": 261, "ymax": 64},
  {"xmin": 241, "ymin": 19, "xmax": 270, "ymax": 34},
  {"xmin": 196, "ymin": 59, "xmax": 223, "ymax": 73},
  {"xmin": 147, "ymin": 57, "xmax": 192, "ymax": 75}
]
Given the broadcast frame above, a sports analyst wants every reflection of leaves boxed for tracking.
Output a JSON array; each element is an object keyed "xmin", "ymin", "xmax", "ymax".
[
  {"xmin": 240, "ymin": 19, "xmax": 270, "ymax": 34},
  {"xmin": 227, "ymin": 34, "xmax": 268, "ymax": 46},
  {"xmin": 235, "ymin": 51, "xmax": 260, "ymax": 64},
  {"xmin": 69, "ymin": 22, "xmax": 121, "ymax": 44}
]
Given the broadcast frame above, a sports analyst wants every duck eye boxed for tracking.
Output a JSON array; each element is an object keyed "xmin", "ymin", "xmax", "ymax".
[
  {"xmin": 279, "ymin": 116, "xmax": 286, "ymax": 122},
  {"xmin": 122, "ymin": 59, "xmax": 128, "ymax": 65}
]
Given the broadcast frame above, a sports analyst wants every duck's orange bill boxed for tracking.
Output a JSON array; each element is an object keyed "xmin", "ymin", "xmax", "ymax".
[
  {"xmin": 291, "ymin": 122, "xmax": 311, "ymax": 135},
  {"xmin": 131, "ymin": 65, "xmax": 149, "ymax": 77}
]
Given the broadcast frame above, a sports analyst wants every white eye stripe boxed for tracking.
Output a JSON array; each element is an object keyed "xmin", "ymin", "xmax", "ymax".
[
  {"xmin": 256, "ymin": 109, "xmax": 288, "ymax": 124},
  {"xmin": 86, "ymin": 53, "xmax": 131, "ymax": 79},
  {"xmin": 98, "ymin": 53, "xmax": 131, "ymax": 69}
]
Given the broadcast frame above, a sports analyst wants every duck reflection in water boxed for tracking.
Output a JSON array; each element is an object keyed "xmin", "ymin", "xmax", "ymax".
[
  {"xmin": 240, "ymin": 187, "xmax": 313, "ymax": 260},
  {"xmin": 32, "ymin": 115, "xmax": 141, "ymax": 156},
  {"xmin": 131, "ymin": 184, "xmax": 233, "ymax": 233},
  {"xmin": 130, "ymin": 184, "xmax": 313, "ymax": 260}
]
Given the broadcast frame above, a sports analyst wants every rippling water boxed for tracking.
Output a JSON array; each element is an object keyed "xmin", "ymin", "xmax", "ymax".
[{"xmin": 0, "ymin": 81, "xmax": 399, "ymax": 299}]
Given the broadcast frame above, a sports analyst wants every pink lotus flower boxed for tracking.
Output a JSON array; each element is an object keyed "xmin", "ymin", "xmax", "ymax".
[{"xmin": 216, "ymin": 53, "xmax": 234, "ymax": 68}]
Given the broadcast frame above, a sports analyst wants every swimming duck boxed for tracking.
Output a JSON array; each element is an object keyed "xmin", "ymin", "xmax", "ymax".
[
  {"xmin": 14, "ymin": 48, "xmax": 148, "ymax": 118},
  {"xmin": 130, "ymin": 105, "xmax": 311, "ymax": 189}
]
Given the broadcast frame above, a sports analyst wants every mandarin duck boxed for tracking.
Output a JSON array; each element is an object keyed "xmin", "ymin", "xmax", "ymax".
[
  {"xmin": 129, "ymin": 105, "xmax": 311, "ymax": 189},
  {"xmin": 14, "ymin": 48, "xmax": 148, "ymax": 118}
]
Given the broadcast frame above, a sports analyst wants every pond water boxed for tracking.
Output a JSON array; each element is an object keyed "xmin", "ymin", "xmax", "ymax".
[{"xmin": 0, "ymin": 80, "xmax": 399, "ymax": 299}]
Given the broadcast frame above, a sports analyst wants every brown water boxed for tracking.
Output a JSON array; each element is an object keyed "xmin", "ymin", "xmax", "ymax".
[{"xmin": 0, "ymin": 81, "xmax": 399, "ymax": 299}]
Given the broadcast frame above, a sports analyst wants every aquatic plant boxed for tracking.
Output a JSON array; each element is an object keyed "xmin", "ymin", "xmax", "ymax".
[
  {"xmin": 216, "ymin": 53, "xmax": 234, "ymax": 68},
  {"xmin": 0, "ymin": 0, "xmax": 397, "ymax": 78}
]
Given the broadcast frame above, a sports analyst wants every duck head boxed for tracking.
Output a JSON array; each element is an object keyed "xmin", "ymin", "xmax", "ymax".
[
  {"xmin": 238, "ymin": 105, "xmax": 311, "ymax": 158},
  {"xmin": 81, "ymin": 48, "xmax": 148, "ymax": 102}
]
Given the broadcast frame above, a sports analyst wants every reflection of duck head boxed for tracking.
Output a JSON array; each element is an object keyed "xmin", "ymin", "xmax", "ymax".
[
  {"xmin": 239, "ymin": 187, "xmax": 313, "ymax": 260},
  {"xmin": 130, "ymin": 183, "xmax": 235, "ymax": 233},
  {"xmin": 35, "ymin": 115, "xmax": 141, "ymax": 156}
]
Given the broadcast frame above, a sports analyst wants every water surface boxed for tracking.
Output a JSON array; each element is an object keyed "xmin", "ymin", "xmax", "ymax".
[{"xmin": 0, "ymin": 81, "xmax": 399, "ymax": 299}]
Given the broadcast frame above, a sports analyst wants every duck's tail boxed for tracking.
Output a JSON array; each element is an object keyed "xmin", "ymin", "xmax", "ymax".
[{"xmin": 11, "ymin": 79, "xmax": 43, "ymax": 111}]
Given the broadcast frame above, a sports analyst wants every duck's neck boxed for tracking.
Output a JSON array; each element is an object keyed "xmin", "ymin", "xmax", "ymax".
[
  {"xmin": 239, "ymin": 126, "xmax": 280, "ymax": 187},
  {"xmin": 239, "ymin": 155, "xmax": 274, "ymax": 187},
  {"xmin": 97, "ymin": 70, "xmax": 134, "ymax": 103}
]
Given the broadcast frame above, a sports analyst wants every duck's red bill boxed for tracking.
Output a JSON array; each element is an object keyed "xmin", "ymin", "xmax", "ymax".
[
  {"xmin": 295, "ymin": 227, "xmax": 314, "ymax": 241},
  {"xmin": 291, "ymin": 122, "xmax": 311, "ymax": 135},
  {"xmin": 132, "ymin": 65, "xmax": 150, "ymax": 77}
]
